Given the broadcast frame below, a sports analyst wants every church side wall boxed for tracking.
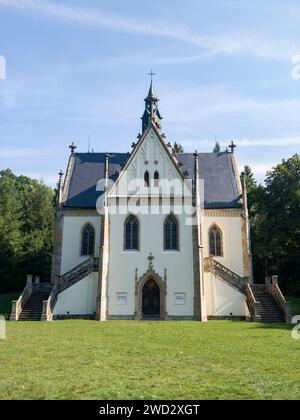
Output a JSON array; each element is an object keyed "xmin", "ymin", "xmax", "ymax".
[
  {"xmin": 202, "ymin": 210, "xmax": 249, "ymax": 319},
  {"xmin": 60, "ymin": 215, "xmax": 101, "ymax": 275},
  {"xmin": 202, "ymin": 210, "xmax": 244, "ymax": 276},
  {"xmin": 53, "ymin": 272, "xmax": 98, "ymax": 317}
]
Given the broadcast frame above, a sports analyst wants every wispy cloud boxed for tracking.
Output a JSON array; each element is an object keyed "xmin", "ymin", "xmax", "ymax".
[
  {"xmin": 238, "ymin": 163, "xmax": 273, "ymax": 177},
  {"xmin": 0, "ymin": 147, "xmax": 57, "ymax": 160},
  {"xmin": 0, "ymin": 0, "xmax": 297, "ymax": 59},
  {"xmin": 181, "ymin": 136, "xmax": 300, "ymax": 149}
]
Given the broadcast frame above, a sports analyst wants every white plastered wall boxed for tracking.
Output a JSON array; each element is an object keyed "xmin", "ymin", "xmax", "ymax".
[
  {"xmin": 53, "ymin": 272, "xmax": 98, "ymax": 316},
  {"xmin": 204, "ymin": 272, "xmax": 249, "ymax": 317},
  {"xmin": 202, "ymin": 211, "xmax": 249, "ymax": 317},
  {"xmin": 108, "ymin": 212, "xmax": 194, "ymax": 317},
  {"xmin": 60, "ymin": 215, "xmax": 101, "ymax": 274},
  {"xmin": 202, "ymin": 212, "xmax": 244, "ymax": 276}
]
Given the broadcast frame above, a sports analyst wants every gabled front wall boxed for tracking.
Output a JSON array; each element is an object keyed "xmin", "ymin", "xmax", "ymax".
[
  {"xmin": 107, "ymin": 128, "xmax": 194, "ymax": 318},
  {"xmin": 114, "ymin": 128, "xmax": 187, "ymax": 197}
]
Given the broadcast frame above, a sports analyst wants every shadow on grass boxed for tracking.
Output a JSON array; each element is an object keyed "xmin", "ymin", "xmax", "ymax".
[{"xmin": 250, "ymin": 322, "xmax": 294, "ymax": 331}]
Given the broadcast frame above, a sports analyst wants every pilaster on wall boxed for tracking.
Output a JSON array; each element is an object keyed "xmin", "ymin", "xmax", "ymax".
[
  {"xmin": 96, "ymin": 209, "xmax": 109, "ymax": 321},
  {"xmin": 241, "ymin": 177, "xmax": 254, "ymax": 283},
  {"xmin": 51, "ymin": 208, "xmax": 64, "ymax": 283},
  {"xmin": 230, "ymin": 152, "xmax": 253, "ymax": 283},
  {"xmin": 193, "ymin": 152, "xmax": 206, "ymax": 321},
  {"xmin": 96, "ymin": 153, "xmax": 110, "ymax": 321}
]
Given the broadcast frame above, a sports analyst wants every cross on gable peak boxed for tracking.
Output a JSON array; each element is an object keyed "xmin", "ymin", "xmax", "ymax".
[
  {"xmin": 148, "ymin": 252, "xmax": 154, "ymax": 269},
  {"xmin": 229, "ymin": 140, "xmax": 237, "ymax": 153}
]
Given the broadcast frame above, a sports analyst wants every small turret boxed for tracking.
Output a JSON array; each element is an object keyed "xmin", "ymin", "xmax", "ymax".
[{"xmin": 141, "ymin": 71, "xmax": 163, "ymax": 133}]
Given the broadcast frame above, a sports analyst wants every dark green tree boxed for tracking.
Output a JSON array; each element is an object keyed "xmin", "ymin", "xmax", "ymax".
[
  {"xmin": 173, "ymin": 142, "xmax": 184, "ymax": 153},
  {"xmin": 0, "ymin": 170, "xmax": 55, "ymax": 293},
  {"xmin": 240, "ymin": 165, "xmax": 257, "ymax": 191},
  {"xmin": 213, "ymin": 141, "xmax": 221, "ymax": 153},
  {"xmin": 0, "ymin": 170, "xmax": 22, "ymax": 292},
  {"xmin": 248, "ymin": 155, "xmax": 300, "ymax": 294}
]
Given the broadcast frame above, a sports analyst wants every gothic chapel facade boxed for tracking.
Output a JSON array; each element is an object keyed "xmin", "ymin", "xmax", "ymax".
[{"xmin": 50, "ymin": 81, "xmax": 253, "ymax": 321}]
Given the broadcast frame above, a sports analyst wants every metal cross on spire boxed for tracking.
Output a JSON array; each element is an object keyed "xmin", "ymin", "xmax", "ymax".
[{"xmin": 148, "ymin": 69, "xmax": 156, "ymax": 82}]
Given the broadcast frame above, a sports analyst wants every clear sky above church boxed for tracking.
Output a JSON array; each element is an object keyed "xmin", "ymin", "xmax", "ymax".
[{"xmin": 0, "ymin": 0, "xmax": 300, "ymax": 185}]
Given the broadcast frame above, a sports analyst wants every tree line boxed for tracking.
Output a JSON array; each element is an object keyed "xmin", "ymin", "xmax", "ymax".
[
  {"xmin": 242, "ymin": 154, "xmax": 300, "ymax": 296},
  {"xmin": 0, "ymin": 153, "xmax": 299, "ymax": 296},
  {"xmin": 0, "ymin": 169, "xmax": 55, "ymax": 293}
]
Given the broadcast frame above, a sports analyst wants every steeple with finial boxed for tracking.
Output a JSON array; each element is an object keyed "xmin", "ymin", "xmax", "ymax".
[{"xmin": 141, "ymin": 70, "xmax": 163, "ymax": 133}]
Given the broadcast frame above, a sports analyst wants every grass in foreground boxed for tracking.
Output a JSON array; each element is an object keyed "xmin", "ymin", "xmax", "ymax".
[{"xmin": 0, "ymin": 321, "xmax": 299, "ymax": 400}]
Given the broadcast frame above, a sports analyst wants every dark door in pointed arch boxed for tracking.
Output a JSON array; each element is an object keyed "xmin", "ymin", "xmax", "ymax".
[{"xmin": 142, "ymin": 279, "xmax": 160, "ymax": 319}]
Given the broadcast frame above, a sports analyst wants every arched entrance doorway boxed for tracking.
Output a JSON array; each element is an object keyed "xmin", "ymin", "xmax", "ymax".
[{"xmin": 142, "ymin": 279, "xmax": 160, "ymax": 319}]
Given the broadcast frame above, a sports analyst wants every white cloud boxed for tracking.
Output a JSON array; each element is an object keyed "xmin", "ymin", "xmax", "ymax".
[
  {"xmin": 0, "ymin": 0, "xmax": 297, "ymax": 59},
  {"xmin": 182, "ymin": 136, "xmax": 300, "ymax": 149},
  {"xmin": 238, "ymin": 163, "xmax": 272, "ymax": 178},
  {"xmin": 0, "ymin": 148, "xmax": 56, "ymax": 159},
  {"xmin": 235, "ymin": 137, "xmax": 300, "ymax": 147}
]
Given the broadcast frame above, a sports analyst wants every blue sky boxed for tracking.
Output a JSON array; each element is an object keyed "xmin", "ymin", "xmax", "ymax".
[{"xmin": 0, "ymin": 0, "xmax": 300, "ymax": 186}]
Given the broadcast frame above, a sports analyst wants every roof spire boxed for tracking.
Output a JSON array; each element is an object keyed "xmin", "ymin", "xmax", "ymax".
[{"xmin": 141, "ymin": 71, "xmax": 163, "ymax": 133}]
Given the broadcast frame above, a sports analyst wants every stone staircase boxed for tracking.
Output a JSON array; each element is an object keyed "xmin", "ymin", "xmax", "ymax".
[
  {"xmin": 246, "ymin": 281, "xmax": 291, "ymax": 323},
  {"xmin": 252, "ymin": 291, "xmax": 285, "ymax": 323},
  {"xmin": 204, "ymin": 257, "xmax": 291, "ymax": 323},
  {"xmin": 18, "ymin": 291, "xmax": 50, "ymax": 321}
]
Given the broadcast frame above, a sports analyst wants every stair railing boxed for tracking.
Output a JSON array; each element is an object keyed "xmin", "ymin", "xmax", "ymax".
[
  {"xmin": 41, "ymin": 286, "xmax": 57, "ymax": 321},
  {"xmin": 246, "ymin": 284, "xmax": 261, "ymax": 321},
  {"xmin": 58, "ymin": 256, "xmax": 99, "ymax": 293},
  {"xmin": 248, "ymin": 284, "xmax": 270, "ymax": 294},
  {"xmin": 272, "ymin": 283, "xmax": 292, "ymax": 323},
  {"xmin": 41, "ymin": 257, "xmax": 100, "ymax": 321},
  {"xmin": 204, "ymin": 256, "xmax": 246, "ymax": 294},
  {"xmin": 10, "ymin": 275, "xmax": 33, "ymax": 321}
]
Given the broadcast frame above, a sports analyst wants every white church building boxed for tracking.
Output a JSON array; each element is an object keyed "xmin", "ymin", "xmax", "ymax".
[{"xmin": 49, "ymin": 80, "xmax": 255, "ymax": 322}]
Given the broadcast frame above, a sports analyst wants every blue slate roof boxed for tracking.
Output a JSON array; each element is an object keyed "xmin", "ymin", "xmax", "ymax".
[{"xmin": 64, "ymin": 152, "xmax": 242, "ymax": 209}]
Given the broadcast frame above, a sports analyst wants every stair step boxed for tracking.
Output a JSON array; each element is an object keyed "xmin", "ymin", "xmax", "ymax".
[
  {"xmin": 18, "ymin": 291, "xmax": 50, "ymax": 321},
  {"xmin": 249, "ymin": 285, "xmax": 288, "ymax": 323}
]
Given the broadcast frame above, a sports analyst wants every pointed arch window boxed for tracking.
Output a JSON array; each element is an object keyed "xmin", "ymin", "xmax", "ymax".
[
  {"xmin": 124, "ymin": 215, "xmax": 139, "ymax": 251},
  {"xmin": 209, "ymin": 225, "xmax": 223, "ymax": 257},
  {"xmin": 144, "ymin": 171, "xmax": 150, "ymax": 187},
  {"xmin": 81, "ymin": 224, "xmax": 95, "ymax": 256},
  {"xmin": 154, "ymin": 171, "xmax": 159, "ymax": 187},
  {"xmin": 164, "ymin": 214, "xmax": 179, "ymax": 251}
]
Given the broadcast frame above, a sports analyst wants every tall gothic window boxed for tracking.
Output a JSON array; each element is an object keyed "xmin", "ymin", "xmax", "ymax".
[
  {"xmin": 164, "ymin": 214, "xmax": 179, "ymax": 250},
  {"xmin": 81, "ymin": 224, "xmax": 95, "ymax": 256},
  {"xmin": 209, "ymin": 225, "xmax": 222, "ymax": 257},
  {"xmin": 124, "ymin": 215, "xmax": 139, "ymax": 250},
  {"xmin": 144, "ymin": 171, "xmax": 150, "ymax": 187},
  {"xmin": 154, "ymin": 171, "xmax": 159, "ymax": 187}
]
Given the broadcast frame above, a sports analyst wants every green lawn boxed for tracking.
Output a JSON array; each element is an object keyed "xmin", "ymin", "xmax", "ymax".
[
  {"xmin": 0, "ymin": 321, "xmax": 299, "ymax": 400},
  {"xmin": 0, "ymin": 293, "xmax": 20, "ymax": 319}
]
